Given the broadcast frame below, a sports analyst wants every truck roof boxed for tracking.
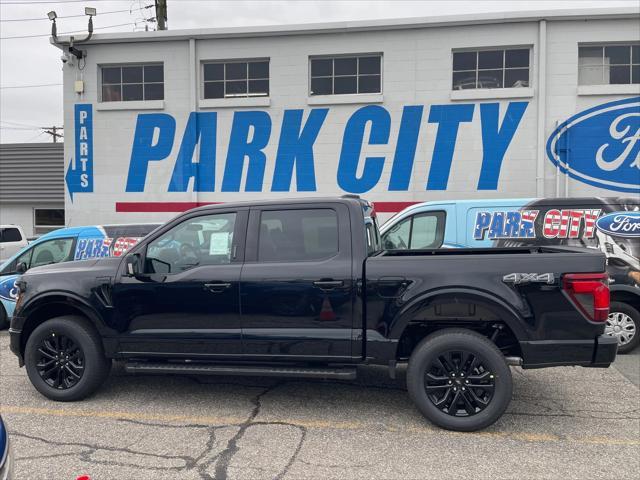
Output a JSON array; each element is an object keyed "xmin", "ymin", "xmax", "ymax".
[{"xmin": 186, "ymin": 196, "xmax": 370, "ymax": 214}]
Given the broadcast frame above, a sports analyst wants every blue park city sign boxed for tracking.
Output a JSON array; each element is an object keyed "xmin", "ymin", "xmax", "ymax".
[{"xmin": 65, "ymin": 97, "xmax": 640, "ymax": 199}]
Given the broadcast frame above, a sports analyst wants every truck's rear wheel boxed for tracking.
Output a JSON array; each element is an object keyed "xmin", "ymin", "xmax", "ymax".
[
  {"xmin": 24, "ymin": 316, "xmax": 111, "ymax": 401},
  {"xmin": 407, "ymin": 328, "xmax": 512, "ymax": 432},
  {"xmin": 605, "ymin": 302, "xmax": 639, "ymax": 354}
]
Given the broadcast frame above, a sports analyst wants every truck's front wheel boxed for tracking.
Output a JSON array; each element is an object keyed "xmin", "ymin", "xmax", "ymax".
[
  {"xmin": 407, "ymin": 328, "xmax": 512, "ymax": 432},
  {"xmin": 24, "ymin": 316, "xmax": 111, "ymax": 401}
]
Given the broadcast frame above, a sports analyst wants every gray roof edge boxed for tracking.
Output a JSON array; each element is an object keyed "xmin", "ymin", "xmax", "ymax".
[{"xmin": 51, "ymin": 7, "xmax": 640, "ymax": 48}]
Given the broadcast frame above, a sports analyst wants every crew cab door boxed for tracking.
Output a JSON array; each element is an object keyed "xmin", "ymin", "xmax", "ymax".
[
  {"xmin": 112, "ymin": 209, "xmax": 247, "ymax": 356},
  {"xmin": 240, "ymin": 203, "xmax": 356, "ymax": 361}
]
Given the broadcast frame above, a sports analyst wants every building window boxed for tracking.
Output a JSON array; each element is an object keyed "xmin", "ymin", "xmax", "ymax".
[
  {"xmin": 578, "ymin": 44, "xmax": 640, "ymax": 85},
  {"xmin": 34, "ymin": 208, "xmax": 64, "ymax": 235},
  {"xmin": 310, "ymin": 54, "xmax": 382, "ymax": 96},
  {"xmin": 100, "ymin": 64, "xmax": 164, "ymax": 102},
  {"xmin": 452, "ymin": 48, "xmax": 530, "ymax": 90},
  {"xmin": 202, "ymin": 60, "xmax": 269, "ymax": 99}
]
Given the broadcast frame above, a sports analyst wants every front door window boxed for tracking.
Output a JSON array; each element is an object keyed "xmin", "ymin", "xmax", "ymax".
[{"xmin": 145, "ymin": 213, "xmax": 237, "ymax": 274}]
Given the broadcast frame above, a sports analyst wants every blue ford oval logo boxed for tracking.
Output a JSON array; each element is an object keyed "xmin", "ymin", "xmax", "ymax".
[
  {"xmin": 546, "ymin": 97, "xmax": 640, "ymax": 193},
  {"xmin": 0, "ymin": 275, "xmax": 18, "ymax": 302},
  {"xmin": 596, "ymin": 211, "xmax": 640, "ymax": 238}
]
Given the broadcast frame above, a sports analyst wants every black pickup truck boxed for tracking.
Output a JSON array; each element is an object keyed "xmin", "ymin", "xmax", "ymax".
[{"xmin": 9, "ymin": 197, "xmax": 617, "ymax": 431}]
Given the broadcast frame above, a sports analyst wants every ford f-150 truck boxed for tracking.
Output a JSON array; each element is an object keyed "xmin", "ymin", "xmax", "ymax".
[{"xmin": 9, "ymin": 197, "xmax": 617, "ymax": 431}]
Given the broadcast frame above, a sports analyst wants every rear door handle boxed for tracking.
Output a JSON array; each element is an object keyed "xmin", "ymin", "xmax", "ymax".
[
  {"xmin": 204, "ymin": 282, "xmax": 232, "ymax": 293},
  {"xmin": 313, "ymin": 280, "xmax": 344, "ymax": 291}
]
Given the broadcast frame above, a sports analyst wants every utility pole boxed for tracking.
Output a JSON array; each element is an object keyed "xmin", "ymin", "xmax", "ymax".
[
  {"xmin": 155, "ymin": 0, "xmax": 168, "ymax": 30},
  {"xmin": 42, "ymin": 126, "xmax": 64, "ymax": 143}
]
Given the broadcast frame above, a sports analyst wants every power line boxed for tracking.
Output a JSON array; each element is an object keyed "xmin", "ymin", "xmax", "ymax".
[
  {"xmin": 1, "ymin": 7, "xmax": 145, "ymax": 22},
  {"xmin": 1, "ymin": 21, "xmax": 135, "ymax": 39},
  {"xmin": 0, "ymin": 83, "xmax": 62, "ymax": 89},
  {"xmin": 23, "ymin": 131, "xmax": 48, "ymax": 143},
  {"xmin": 0, "ymin": 120, "xmax": 44, "ymax": 127}
]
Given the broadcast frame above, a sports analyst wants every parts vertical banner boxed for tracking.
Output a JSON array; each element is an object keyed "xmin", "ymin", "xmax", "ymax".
[{"xmin": 66, "ymin": 103, "xmax": 93, "ymax": 201}]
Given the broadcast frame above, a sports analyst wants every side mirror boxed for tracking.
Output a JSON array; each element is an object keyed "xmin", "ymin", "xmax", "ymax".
[
  {"xmin": 16, "ymin": 262, "xmax": 28, "ymax": 274},
  {"xmin": 124, "ymin": 253, "xmax": 141, "ymax": 277}
]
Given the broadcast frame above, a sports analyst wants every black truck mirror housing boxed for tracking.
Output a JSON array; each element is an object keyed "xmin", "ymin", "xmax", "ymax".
[
  {"xmin": 16, "ymin": 262, "xmax": 28, "ymax": 274},
  {"xmin": 124, "ymin": 254, "xmax": 141, "ymax": 277}
]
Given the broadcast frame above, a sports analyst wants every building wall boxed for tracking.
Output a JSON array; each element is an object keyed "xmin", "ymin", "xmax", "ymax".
[
  {"xmin": 61, "ymin": 16, "xmax": 640, "ymax": 225},
  {"xmin": 0, "ymin": 143, "xmax": 65, "ymax": 236},
  {"xmin": 0, "ymin": 203, "xmax": 65, "ymax": 238}
]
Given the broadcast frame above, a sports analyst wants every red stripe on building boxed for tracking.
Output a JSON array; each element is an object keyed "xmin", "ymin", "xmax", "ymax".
[{"xmin": 115, "ymin": 200, "xmax": 419, "ymax": 213}]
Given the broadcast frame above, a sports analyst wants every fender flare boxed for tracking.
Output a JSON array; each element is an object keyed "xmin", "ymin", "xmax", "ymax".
[
  {"xmin": 388, "ymin": 287, "xmax": 530, "ymax": 342},
  {"xmin": 21, "ymin": 290, "xmax": 112, "ymax": 336},
  {"xmin": 609, "ymin": 285, "xmax": 640, "ymax": 297}
]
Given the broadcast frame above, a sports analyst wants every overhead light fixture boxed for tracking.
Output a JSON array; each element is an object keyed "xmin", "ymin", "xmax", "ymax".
[
  {"xmin": 85, "ymin": 7, "xmax": 97, "ymax": 17},
  {"xmin": 47, "ymin": 11, "xmax": 57, "ymax": 20}
]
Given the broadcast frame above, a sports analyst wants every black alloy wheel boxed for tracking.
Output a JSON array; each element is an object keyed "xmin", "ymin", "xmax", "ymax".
[
  {"xmin": 25, "ymin": 316, "xmax": 111, "ymax": 401},
  {"xmin": 36, "ymin": 332, "xmax": 85, "ymax": 390},
  {"xmin": 407, "ymin": 328, "xmax": 512, "ymax": 431},
  {"xmin": 424, "ymin": 350, "xmax": 495, "ymax": 417}
]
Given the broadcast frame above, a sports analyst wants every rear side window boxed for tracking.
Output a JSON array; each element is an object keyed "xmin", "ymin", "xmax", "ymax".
[
  {"xmin": 0, "ymin": 228, "xmax": 22, "ymax": 243},
  {"xmin": 258, "ymin": 209, "xmax": 338, "ymax": 262}
]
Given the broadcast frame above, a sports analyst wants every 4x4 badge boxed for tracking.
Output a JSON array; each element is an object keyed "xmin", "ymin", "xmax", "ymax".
[{"xmin": 503, "ymin": 273, "xmax": 555, "ymax": 285}]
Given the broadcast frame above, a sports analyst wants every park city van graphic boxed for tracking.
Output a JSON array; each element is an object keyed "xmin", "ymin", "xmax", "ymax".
[
  {"xmin": 547, "ymin": 96, "xmax": 640, "ymax": 194},
  {"xmin": 66, "ymin": 97, "xmax": 640, "ymax": 200}
]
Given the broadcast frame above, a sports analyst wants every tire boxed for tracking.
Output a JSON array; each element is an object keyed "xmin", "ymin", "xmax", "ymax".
[
  {"xmin": 0, "ymin": 304, "xmax": 8, "ymax": 330},
  {"xmin": 24, "ymin": 316, "xmax": 111, "ymax": 401},
  {"xmin": 407, "ymin": 328, "xmax": 512, "ymax": 432},
  {"xmin": 606, "ymin": 302, "xmax": 640, "ymax": 355}
]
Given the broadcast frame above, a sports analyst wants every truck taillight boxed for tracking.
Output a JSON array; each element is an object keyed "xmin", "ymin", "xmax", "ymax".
[{"xmin": 562, "ymin": 273, "xmax": 609, "ymax": 322}]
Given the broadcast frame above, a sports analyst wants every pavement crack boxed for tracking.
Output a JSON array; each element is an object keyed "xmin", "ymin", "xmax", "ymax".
[
  {"xmin": 205, "ymin": 382, "xmax": 283, "ymax": 480},
  {"xmin": 10, "ymin": 430, "xmax": 193, "ymax": 471}
]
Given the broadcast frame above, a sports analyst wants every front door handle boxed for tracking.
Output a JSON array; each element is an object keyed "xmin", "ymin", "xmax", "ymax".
[
  {"xmin": 313, "ymin": 280, "xmax": 344, "ymax": 291},
  {"xmin": 204, "ymin": 282, "xmax": 231, "ymax": 293}
]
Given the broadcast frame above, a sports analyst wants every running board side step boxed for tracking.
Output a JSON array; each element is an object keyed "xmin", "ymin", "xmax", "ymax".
[{"xmin": 124, "ymin": 362, "xmax": 357, "ymax": 380}]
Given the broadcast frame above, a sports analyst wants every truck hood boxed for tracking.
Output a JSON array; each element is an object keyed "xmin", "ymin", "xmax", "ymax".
[{"xmin": 24, "ymin": 257, "xmax": 121, "ymax": 278}]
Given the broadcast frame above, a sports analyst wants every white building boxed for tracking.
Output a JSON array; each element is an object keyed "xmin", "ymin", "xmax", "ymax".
[{"xmin": 56, "ymin": 8, "xmax": 640, "ymax": 225}]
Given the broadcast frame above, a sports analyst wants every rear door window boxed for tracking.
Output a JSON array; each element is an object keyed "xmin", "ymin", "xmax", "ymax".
[
  {"xmin": 0, "ymin": 228, "xmax": 22, "ymax": 243},
  {"xmin": 258, "ymin": 209, "xmax": 338, "ymax": 262}
]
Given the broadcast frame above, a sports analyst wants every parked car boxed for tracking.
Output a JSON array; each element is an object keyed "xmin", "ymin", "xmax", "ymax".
[
  {"xmin": 9, "ymin": 196, "xmax": 617, "ymax": 431},
  {"xmin": 380, "ymin": 197, "xmax": 640, "ymax": 353},
  {"xmin": 0, "ymin": 225, "xmax": 28, "ymax": 263},
  {"xmin": 0, "ymin": 415, "xmax": 13, "ymax": 480},
  {"xmin": 0, "ymin": 223, "xmax": 160, "ymax": 329}
]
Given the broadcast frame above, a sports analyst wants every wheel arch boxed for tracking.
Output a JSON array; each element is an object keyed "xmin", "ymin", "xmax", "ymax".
[
  {"xmin": 610, "ymin": 286, "xmax": 640, "ymax": 312},
  {"xmin": 390, "ymin": 288, "xmax": 529, "ymax": 360},
  {"xmin": 18, "ymin": 293, "xmax": 112, "ymax": 359}
]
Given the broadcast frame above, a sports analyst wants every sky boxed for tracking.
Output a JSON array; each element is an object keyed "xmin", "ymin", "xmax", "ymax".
[{"xmin": 0, "ymin": 0, "xmax": 637, "ymax": 143}]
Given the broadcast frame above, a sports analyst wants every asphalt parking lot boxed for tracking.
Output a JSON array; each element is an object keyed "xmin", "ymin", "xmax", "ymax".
[{"xmin": 1, "ymin": 331, "xmax": 638, "ymax": 480}]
